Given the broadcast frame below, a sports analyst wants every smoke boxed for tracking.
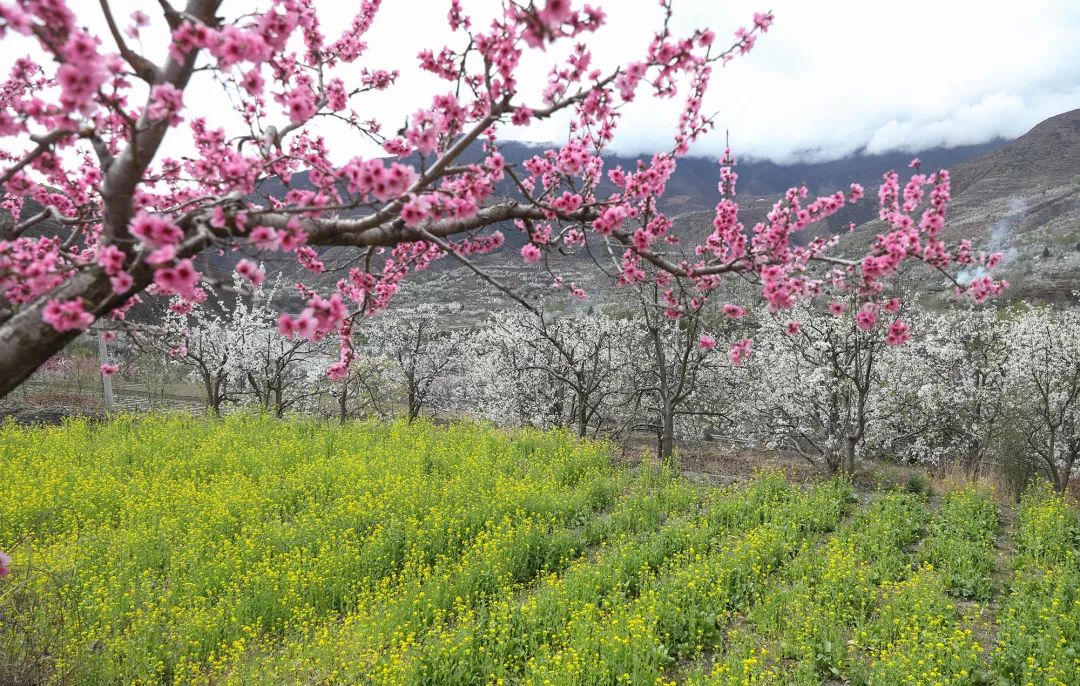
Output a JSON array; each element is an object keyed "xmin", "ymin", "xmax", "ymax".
[{"xmin": 956, "ymin": 197, "xmax": 1026, "ymax": 285}]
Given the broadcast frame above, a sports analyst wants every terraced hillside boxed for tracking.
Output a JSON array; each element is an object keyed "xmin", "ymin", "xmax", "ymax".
[{"xmin": 0, "ymin": 416, "xmax": 1077, "ymax": 685}]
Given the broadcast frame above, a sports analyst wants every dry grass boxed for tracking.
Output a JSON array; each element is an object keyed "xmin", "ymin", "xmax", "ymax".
[{"xmin": 931, "ymin": 465, "xmax": 1015, "ymax": 504}]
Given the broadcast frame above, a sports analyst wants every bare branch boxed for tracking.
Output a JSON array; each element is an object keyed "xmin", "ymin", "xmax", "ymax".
[{"xmin": 99, "ymin": 0, "xmax": 163, "ymax": 83}]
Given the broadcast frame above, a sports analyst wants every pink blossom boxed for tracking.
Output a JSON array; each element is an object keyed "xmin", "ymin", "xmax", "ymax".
[
  {"xmin": 326, "ymin": 361, "xmax": 349, "ymax": 381},
  {"xmin": 633, "ymin": 228, "xmax": 653, "ymax": 251},
  {"xmin": 538, "ymin": 0, "xmax": 573, "ymax": 30},
  {"xmin": 236, "ymin": 259, "xmax": 265, "ymax": 286},
  {"xmin": 42, "ymin": 299, "xmax": 94, "ymax": 332},
  {"xmin": 855, "ymin": 307, "xmax": 878, "ymax": 331},
  {"xmin": 153, "ymin": 259, "xmax": 201, "ymax": 300},
  {"xmin": 56, "ymin": 61, "xmax": 106, "ymax": 111},
  {"xmin": 885, "ymin": 320, "xmax": 910, "ymax": 346},
  {"xmin": 883, "ymin": 297, "xmax": 902, "ymax": 313},
  {"xmin": 278, "ymin": 313, "xmax": 300, "ymax": 337},
  {"xmin": 286, "ymin": 87, "xmax": 317, "ymax": 124},
  {"xmin": 729, "ymin": 338, "xmax": 753, "ymax": 365},
  {"xmin": 147, "ymin": 245, "xmax": 177, "ymax": 265},
  {"xmin": 130, "ymin": 213, "xmax": 183, "ymax": 249},
  {"xmin": 0, "ymin": 550, "xmax": 10, "ymax": 578},
  {"xmin": 722, "ymin": 304, "xmax": 747, "ymax": 318},
  {"xmin": 147, "ymin": 83, "xmax": 184, "ymax": 124},
  {"xmin": 0, "ymin": 2, "xmax": 1009, "ymax": 389},
  {"xmin": 100, "ymin": 363, "xmax": 119, "ymax": 376},
  {"xmin": 401, "ymin": 195, "xmax": 431, "ymax": 226},
  {"xmin": 240, "ymin": 69, "xmax": 264, "ymax": 95},
  {"xmin": 786, "ymin": 321, "xmax": 802, "ymax": 336},
  {"xmin": 295, "ymin": 246, "xmax": 324, "ymax": 274},
  {"xmin": 249, "ymin": 226, "xmax": 279, "ymax": 251},
  {"xmin": 829, "ymin": 301, "xmax": 845, "ymax": 317},
  {"xmin": 96, "ymin": 245, "xmax": 126, "ymax": 275},
  {"xmin": 512, "ymin": 106, "xmax": 533, "ymax": 125},
  {"xmin": 110, "ymin": 272, "xmax": 134, "ymax": 294},
  {"xmin": 699, "ymin": 334, "xmax": 716, "ymax": 350}
]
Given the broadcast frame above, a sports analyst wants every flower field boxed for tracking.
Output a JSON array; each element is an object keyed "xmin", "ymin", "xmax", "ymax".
[{"xmin": 1, "ymin": 416, "xmax": 1079, "ymax": 685}]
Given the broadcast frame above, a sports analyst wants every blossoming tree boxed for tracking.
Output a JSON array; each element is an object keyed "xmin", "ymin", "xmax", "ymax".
[
  {"xmin": 465, "ymin": 308, "xmax": 628, "ymax": 436},
  {"xmin": 872, "ymin": 306, "xmax": 1010, "ymax": 474},
  {"xmin": 362, "ymin": 303, "xmax": 466, "ymax": 422},
  {"xmin": 154, "ymin": 273, "xmax": 326, "ymax": 415},
  {"xmin": 1004, "ymin": 306, "xmax": 1080, "ymax": 492},
  {"xmin": 0, "ymin": 0, "xmax": 1005, "ymax": 400},
  {"xmin": 739, "ymin": 294, "xmax": 911, "ymax": 474}
]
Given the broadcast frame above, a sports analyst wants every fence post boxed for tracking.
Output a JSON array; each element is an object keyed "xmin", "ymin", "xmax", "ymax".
[{"xmin": 96, "ymin": 323, "xmax": 115, "ymax": 410}]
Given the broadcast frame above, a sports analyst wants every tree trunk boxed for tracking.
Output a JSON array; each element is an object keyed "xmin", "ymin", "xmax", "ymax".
[
  {"xmin": 201, "ymin": 370, "xmax": 223, "ymax": 417},
  {"xmin": 407, "ymin": 382, "xmax": 418, "ymax": 423},
  {"xmin": 842, "ymin": 436, "xmax": 857, "ymax": 476},
  {"xmin": 210, "ymin": 376, "xmax": 224, "ymax": 417},
  {"xmin": 1054, "ymin": 448, "xmax": 1076, "ymax": 493},
  {"xmin": 660, "ymin": 405, "xmax": 675, "ymax": 463},
  {"xmin": 338, "ymin": 377, "xmax": 348, "ymax": 424},
  {"xmin": 576, "ymin": 391, "xmax": 588, "ymax": 438}
]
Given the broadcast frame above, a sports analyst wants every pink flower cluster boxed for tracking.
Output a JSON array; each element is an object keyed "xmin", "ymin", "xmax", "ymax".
[
  {"xmin": 729, "ymin": 338, "xmax": 753, "ymax": 365},
  {"xmin": 236, "ymin": 259, "xmax": 265, "ymax": 286},
  {"xmin": 42, "ymin": 298, "xmax": 94, "ymax": 332},
  {"xmin": 278, "ymin": 293, "xmax": 348, "ymax": 342},
  {"xmin": 521, "ymin": 243, "xmax": 542, "ymax": 264},
  {"xmin": 0, "ymin": 237, "xmax": 67, "ymax": 304},
  {"xmin": 153, "ymin": 259, "xmax": 202, "ymax": 301},
  {"xmin": 0, "ymin": 0, "xmax": 1011, "ymax": 389},
  {"xmin": 337, "ymin": 157, "xmax": 419, "ymax": 203},
  {"xmin": 885, "ymin": 320, "xmax": 910, "ymax": 347},
  {"xmin": 855, "ymin": 306, "xmax": 878, "ymax": 331}
]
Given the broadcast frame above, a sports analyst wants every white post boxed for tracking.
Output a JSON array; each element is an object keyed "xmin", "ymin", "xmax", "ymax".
[{"xmin": 96, "ymin": 323, "xmax": 114, "ymax": 410}]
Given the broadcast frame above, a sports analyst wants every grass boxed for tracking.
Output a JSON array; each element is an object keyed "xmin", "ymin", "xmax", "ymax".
[{"xmin": 0, "ymin": 415, "xmax": 1077, "ymax": 685}]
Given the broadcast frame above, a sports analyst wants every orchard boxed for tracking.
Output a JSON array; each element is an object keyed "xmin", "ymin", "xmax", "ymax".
[
  {"xmin": 0, "ymin": 0, "xmax": 1004, "ymax": 397},
  {"xmin": 5, "ymin": 2, "xmax": 1080, "ymax": 684}
]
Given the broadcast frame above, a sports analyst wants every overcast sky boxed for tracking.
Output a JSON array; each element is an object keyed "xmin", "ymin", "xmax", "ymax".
[
  {"xmin": 358, "ymin": 0, "xmax": 1080, "ymax": 163},
  {"xmin": 15, "ymin": 0, "xmax": 1080, "ymax": 164}
]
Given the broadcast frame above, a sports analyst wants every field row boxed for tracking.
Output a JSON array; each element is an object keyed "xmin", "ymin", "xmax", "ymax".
[{"xmin": 1, "ymin": 416, "xmax": 1078, "ymax": 685}]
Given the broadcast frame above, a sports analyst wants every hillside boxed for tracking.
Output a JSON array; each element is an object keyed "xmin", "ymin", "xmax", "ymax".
[
  {"xmin": 241, "ymin": 139, "xmax": 1011, "ymax": 314},
  {"xmin": 846, "ymin": 109, "xmax": 1080, "ymax": 302},
  {"xmin": 7, "ymin": 125, "xmax": 1048, "ymax": 317}
]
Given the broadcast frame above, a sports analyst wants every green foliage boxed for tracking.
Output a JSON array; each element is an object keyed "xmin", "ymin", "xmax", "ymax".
[
  {"xmin": 687, "ymin": 491, "xmax": 927, "ymax": 685},
  {"xmin": 0, "ymin": 415, "xmax": 623, "ymax": 684},
  {"xmin": 992, "ymin": 483, "xmax": 1080, "ymax": 685},
  {"xmin": 903, "ymin": 472, "xmax": 932, "ymax": 497},
  {"xmin": 850, "ymin": 569, "xmax": 985, "ymax": 685},
  {"xmin": 3, "ymin": 417, "xmax": 1079, "ymax": 685},
  {"xmin": 921, "ymin": 487, "xmax": 999, "ymax": 600}
]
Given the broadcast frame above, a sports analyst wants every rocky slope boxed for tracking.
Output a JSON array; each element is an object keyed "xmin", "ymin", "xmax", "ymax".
[{"xmin": 846, "ymin": 109, "xmax": 1080, "ymax": 302}]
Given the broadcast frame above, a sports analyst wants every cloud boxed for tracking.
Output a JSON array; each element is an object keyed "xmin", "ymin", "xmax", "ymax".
[{"xmin": 864, "ymin": 89, "xmax": 1080, "ymax": 155}]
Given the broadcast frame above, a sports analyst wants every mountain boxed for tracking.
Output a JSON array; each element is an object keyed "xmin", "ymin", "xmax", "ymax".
[
  {"xmin": 845, "ymin": 109, "xmax": 1080, "ymax": 302},
  {"xmin": 225, "ymin": 136, "xmax": 1027, "ymax": 316},
  {"xmin": 8, "ymin": 119, "xmax": 1045, "ymax": 317},
  {"xmin": 251, "ymin": 138, "xmax": 1006, "ymax": 255}
]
